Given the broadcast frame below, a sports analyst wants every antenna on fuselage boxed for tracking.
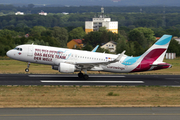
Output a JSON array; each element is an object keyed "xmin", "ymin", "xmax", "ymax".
[{"xmin": 32, "ymin": 43, "xmax": 34, "ymax": 45}]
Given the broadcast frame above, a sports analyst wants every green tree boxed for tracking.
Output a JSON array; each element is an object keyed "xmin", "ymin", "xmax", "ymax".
[
  {"xmin": 133, "ymin": 41, "xmax": 144, "ymax": 56},
  {"xmin": 128, "ymin": 29, "xmax": 147, "ymax": 48},
  {"xmin": 30, "ymin": 26, "xmax": 46, "ymax": 37},
  {"xmin": 41, "ymin": 29, "xmax": 52, "ymax": 37},
  {"xmin": 152, "ymin": 27, "xmax": 166, "ymax": 37},
  {"xmin": 128, "ymin": 27, "xmax": 156, "ymax": 48},
  {"xmin": 82, "ymin": 43, "xmax": 93, "ymax": 51},
  {"xmin": 40, "ymin": 36, "xmax": 59, "ymax": 47},
  {"xmin": 99, "ymin": 27, "xmax": 107, "ymax": 32},
  {"xmin": 126, "ymin": 42, "xmax": 135, "ymax": 56},
  {"xmin": 133, "ymin": 27, "xmax": 156, "ymax": 47},
  {"xmin": 26, "ymin": 39, "xmax": 49, "ymax": 46},
  {"xmin": 83, "ymin": 31, "xmax": 102, "ymax": 47},
  {"xmin": 0, "ymin": 35, "xmax": 15, "ymax": 56},
  {"xmin": 116, "ymin": 37, "xmax": 127, "ymax": 54},
  {"xmin": 68, "ymin": 27, "xmax": 85, "ymax": 41},
  {"xmin": 96, "ymin": 47, "xmax": 110, "ymax": 53},
  {"xmin": 167, "ymin": 39, "xmax": 180, "ymax": 56},
  {"xmin": 83, "ymin": 30, "xmax": 121, "ymax": 48},
  {"xmin": 0, "ymin": 29, "xmax": 18, "ymax": 37},
  {"xmin": 51, "ymin": 26, "xmax": 68, "ymax": 47}
]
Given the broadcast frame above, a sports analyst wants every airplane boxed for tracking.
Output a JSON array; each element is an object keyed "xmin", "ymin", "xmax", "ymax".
[{"xmin": 6, "ymin": 34, "xmax": 172, "ymax": 80}]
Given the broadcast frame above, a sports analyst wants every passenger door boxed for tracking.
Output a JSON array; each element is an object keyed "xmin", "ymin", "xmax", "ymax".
[{"xmin": 27, "ymin": 46, "xmax": 33, "ymax": 57}]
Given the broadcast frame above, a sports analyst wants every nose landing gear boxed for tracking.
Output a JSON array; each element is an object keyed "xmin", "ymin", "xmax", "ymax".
[{"xmin": 25, "ymin": 62, "xmax": 30, "ymax": 72}]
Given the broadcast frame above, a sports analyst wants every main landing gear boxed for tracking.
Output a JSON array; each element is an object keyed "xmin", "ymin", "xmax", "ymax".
[
  {"xmin": 25, "ymin": 62, "xmax": 30, "ymax": 72},
  {"xmin": 78, "ymin": 71, "xmax": 89, "ymax": 80}
]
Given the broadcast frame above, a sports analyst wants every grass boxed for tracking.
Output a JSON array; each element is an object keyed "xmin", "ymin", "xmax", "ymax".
[
  {"xmin": 0, "ymin": 59, "xmax": 58, "ymax": 74},
  {"xmin": 0, "ymin": 57, "xmax": 179, "ymax": 74},
  {"xmin": 0, "ymin": 86, "xmax": 180, "ymax": 107},
  {"xmin": 107, "ymin": 92, "xmax": 119, "ymax": 96}
]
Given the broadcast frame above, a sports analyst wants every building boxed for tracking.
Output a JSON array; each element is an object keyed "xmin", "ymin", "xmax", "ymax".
[
  {"xmin": 25, "ymin": 34, "xmax": 29, "ymax": 38},
  {"xmin": 15, "ymin": 12, "xmax": 24, "ymax": 15},
  {"xmin": 39, "ymin": 11, "xmax": 47, "ymax": 16},
  {"xmin": 85, "ymin": 7, "xmax": 118, "ymax": 34},
  {"xmin": 67, "ymin": 39, "xmax": 83, "ymax": 49},
  {"xmin": 166, "ymin": 53, "xmax": 176, "ymax": 59},
  {"xmin": 174, "ymin": 38, "xmax": 180, "ymax": 44},
  {"xmin": 62, "ymin": 12, "xmax": 69, "ymax": 15},
  {"xmin": 101, "ymin": 41, "xmax": 116, "ymax": 52}
]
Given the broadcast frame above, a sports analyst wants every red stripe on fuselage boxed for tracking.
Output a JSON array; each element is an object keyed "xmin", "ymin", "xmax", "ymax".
[{"xmin": 131, "ymin": 48, "xmax": 166, "ymax": 72}]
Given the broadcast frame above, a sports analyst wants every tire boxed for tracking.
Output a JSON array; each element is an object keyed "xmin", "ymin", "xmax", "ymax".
[
  {"xmin": 25, "ymin": 68, "xmax": 29, "ymax": 72},
  {"xmin": 78, "ymin": 72, "xmax": 84, "ymax": 78}
]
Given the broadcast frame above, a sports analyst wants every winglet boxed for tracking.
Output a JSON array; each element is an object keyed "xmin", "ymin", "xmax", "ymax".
[{"xmin": 91, "ymin": 45, "xmax": 99, "ymax": 52}]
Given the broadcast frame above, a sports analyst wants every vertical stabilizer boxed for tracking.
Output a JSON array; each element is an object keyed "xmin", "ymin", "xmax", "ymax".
[
  {"xmin": 141, "ymin": 34, "xmax": 172, "ymax": 63},
  {"xmin": 132, "ymin": 34, "xmax": 172, "ymax": 72}
]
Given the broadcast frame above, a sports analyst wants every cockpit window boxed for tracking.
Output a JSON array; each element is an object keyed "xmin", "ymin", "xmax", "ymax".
[{"xmin": 14, "ymin": 47, "xmax": 22, "ymax": 51}]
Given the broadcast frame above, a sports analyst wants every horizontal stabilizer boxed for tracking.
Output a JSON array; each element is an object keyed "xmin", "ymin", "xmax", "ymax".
[{"xmin": 150, "ymin": 64, "xmax": 170, "ymax": 67}]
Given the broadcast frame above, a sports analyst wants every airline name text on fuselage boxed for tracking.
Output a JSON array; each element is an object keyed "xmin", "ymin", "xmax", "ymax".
[{"xmin": 34, "ymin": 48, "xmax": 67, "ymax": 62}]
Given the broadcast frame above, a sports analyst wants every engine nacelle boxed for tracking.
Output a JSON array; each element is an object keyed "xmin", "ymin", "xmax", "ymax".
[{"xmin": 58, "ymin": 63, "xmax": 75, "ymax": 73}]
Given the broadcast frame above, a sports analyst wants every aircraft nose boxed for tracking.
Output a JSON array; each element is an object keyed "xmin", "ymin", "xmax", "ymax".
[{"xmin": 6, "ymin": 50, "xmax": 12, "ymax": 58}]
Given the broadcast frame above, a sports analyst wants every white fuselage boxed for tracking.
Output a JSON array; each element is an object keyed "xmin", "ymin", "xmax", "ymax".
[{"xmin": 6, "ymin": 44, "xmax": 135, "ymax": 73}]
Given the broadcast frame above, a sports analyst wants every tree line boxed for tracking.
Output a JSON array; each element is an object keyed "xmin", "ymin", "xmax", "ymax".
[
  {"xmin": 0, "ymin": 26, "xmax": 180, "ymax": 57},
  {"xmin": 1, "ymin": 13, "xmax": 180, "ymax": 38},
  {"xmin": 1, "ymin": 5, "xmax": 180, "ymax": 14}
]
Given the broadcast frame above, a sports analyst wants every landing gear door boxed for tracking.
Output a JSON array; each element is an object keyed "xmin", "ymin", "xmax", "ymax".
[{"xmin": 27, "ymin": 46, "xmax": 33, "ymax": 57}]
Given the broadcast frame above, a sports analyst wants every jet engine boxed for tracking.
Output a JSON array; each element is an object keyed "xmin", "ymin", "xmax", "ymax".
[{"xmin": 57, "ymin": 63, "xmax": 75, "ymax": 73}]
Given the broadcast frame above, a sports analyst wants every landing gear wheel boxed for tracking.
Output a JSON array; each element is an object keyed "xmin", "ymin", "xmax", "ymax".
[
  {"xmin": 83, "ymin": 74, "xmax": 89, "ymax": 80},
  {"xmin": 25, "ymin": 62, "xmax": 30, "ymax": 72},
  {"xmin": 78, "ymin": 72, "xmax": 84, "ymax": 78},
  {"xmin": 25, "ymin": 68, "xmax": 29, "ymax": 72}
]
